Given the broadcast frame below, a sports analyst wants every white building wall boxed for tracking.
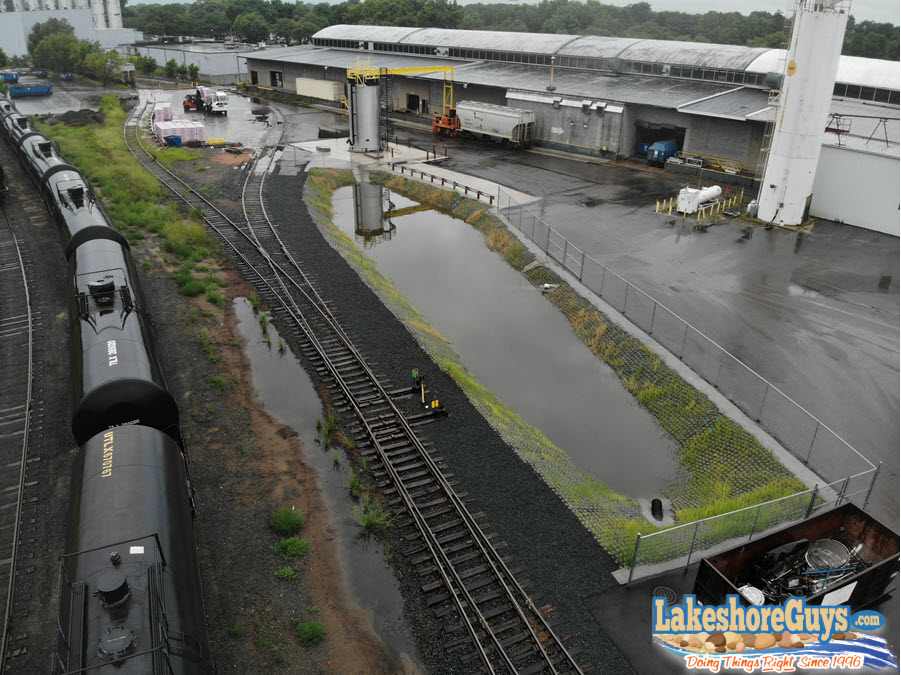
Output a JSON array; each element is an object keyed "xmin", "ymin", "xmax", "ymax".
[
  {"xmin": 810, "ymin": 146, "xmax": 899, "ymax": 236},
  {"xmin": 131, "ymin": 45, "xmax": 251, "ymax": 82},
  {"xmin": 0, "ymin": 9, "xmax": 140, "ymax": 56}
]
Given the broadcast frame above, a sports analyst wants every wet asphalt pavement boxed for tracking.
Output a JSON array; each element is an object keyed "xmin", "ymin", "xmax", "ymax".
[{"xmin": 409, "ymin": 125, "xmax": 899, "ymax": 532}]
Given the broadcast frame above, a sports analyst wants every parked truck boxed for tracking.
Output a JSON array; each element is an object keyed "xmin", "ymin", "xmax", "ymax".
[
  {"xmin": 196, "ymin": 86, "xmax": 228, "ymax": 115},
  {"xmin": 454, "ymin": 100, "xmax": 536, "ymax": 148},
  {"xmin": 9, "ymin": 83, "xmax": 53, "ymax": 98},
  {"xmin": 646, "ymin": 139, "xmax": 678, "ymax": 167}
]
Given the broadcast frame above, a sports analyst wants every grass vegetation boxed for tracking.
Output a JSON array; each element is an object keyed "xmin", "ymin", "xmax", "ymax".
[
  {"xmin": 274, "ymin": 566, "xmax": 296, "ymax": 581},
  {"xmin": 306, "ymin": 168, "xmax": 808, "ymax": 565},
  {"xmin": 270, "ymin": 506, "xmax": 304, "ymax": 536},
  {"xmin": 292, "ymin": 620, "xmax": 325, "ymax": 647},
  {"xmin": 352, "ymin": 495, "xmax": 392, "ymax": 533},
  {"xmin": 348, "ymin": 471, "xmax": 361, "ymax": 499},
  {"xmin": 273, "ymin": 536, "xmax": 309, "ymax": 559},
  {"xmin": 208, "ymin": 375, "xmax": 227, "ymax": 393}
]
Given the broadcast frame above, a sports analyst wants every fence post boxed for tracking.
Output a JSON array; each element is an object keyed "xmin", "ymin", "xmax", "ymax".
[
  {"xmin": 805, "ymin": 422, "xmax": 820, "ymax": 464},
  {"xmin": 836, "ymin": 477, "xmax": 850, "ymax": 506},
  {"xmin": 623, "ymin": 283, "xmax": 629, "ymax": 314},
  {"xmin": 562, "ymin": 239, "xmax": 568, "ymax": 270},
  {"xmin": 649, "ymin": 302, "xmax": 657, "ymax": 335},
  {"xmin": 579, "ymin": 250, "xmax": 586, "ymax": 282},
  {"xmin": 863, "ymin": 462, "xmax": 881, "ymax": 511},
  {"xmin": 685, "ymin": 521, "xmax": 701, "ymax": 570},
  {"xmin": 757, "ymin": 384, "xmax": 770, "ymax": 423},
  {"xmin": 627, "ymin": 534, "xmax": 642, "ymax": 586},
  {"xmin": 601, "ymin": 266, "xmax": 606, "ymax": 296},
  {"xmin": 546, "ymin": 225, "xmax": 551, "ymax": 254},
  {"xmin": 680, "ymin": 323, "xmax": 689, "ymax": 359},
  {"xmin": 805, "ymin": 484, "xmax": 819, "ymax": 518},
  {"xmin": 714, "ymin": 350, "xmax": 726, "ymax": 388},
  {"xmin": 748, "ymin": 505, "xmax": 761, "ymax": 541}
]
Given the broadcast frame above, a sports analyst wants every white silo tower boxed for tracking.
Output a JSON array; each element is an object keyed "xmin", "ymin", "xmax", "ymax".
[
  {"xmin": 757, "ymin": 0, "xmax": 850, "ymax": 226},
  {"xmin": 89, "ymin": 0, "xmax": 107, "ymax": 29}
]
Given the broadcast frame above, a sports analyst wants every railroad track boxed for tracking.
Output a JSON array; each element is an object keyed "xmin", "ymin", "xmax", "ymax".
[
  {"xmin": 0, "ymin": 200, "xmax": 36, "ymax": 670},
  {"xmin": 126, "ymin": 98, "xmax": 584, "ymax": 673}
]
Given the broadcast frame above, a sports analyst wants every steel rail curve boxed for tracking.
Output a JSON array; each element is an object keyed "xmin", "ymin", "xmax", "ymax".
[
  {"xmin": 124, "ymin": 98, "xmax": 581, "ymax": 673},
  {"xmin": 0, "ymin": 204, "xmax": 34, "ymax": 671}
]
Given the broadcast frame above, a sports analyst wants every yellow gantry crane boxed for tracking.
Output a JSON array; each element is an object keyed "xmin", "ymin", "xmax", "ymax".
[{"xmin": 346, "ymin": 60, "xmax": 460, "ymax": 137}]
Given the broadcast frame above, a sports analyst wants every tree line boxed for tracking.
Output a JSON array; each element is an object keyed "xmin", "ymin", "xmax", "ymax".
[
  {"xmin": 21, "ymin": 19, "xmax": 205, "ymax": 84},
  {"xmin": 119, "ymin": 0, "xmax": 899, "ymax": 61}
]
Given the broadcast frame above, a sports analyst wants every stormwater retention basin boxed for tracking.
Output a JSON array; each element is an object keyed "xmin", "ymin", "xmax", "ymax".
[
  {"xmin": 332, "ymin": 185, "xmax": 677, "ymax": 499},
  {"xmin": 232, "ymin": 297, "xmax": 423, "ymax": 669}
]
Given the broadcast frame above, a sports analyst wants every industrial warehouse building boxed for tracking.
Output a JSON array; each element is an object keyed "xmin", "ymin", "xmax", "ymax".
[{"xmin": 244, "ymin": 25, "xmax": 900, "ymax": 235}]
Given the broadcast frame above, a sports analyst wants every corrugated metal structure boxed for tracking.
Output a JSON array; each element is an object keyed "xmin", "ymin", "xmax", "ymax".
[
  {"xmin": 811, "ymin": 144, "xmax": 900, "ymax": 235},
  {"xmin": 245, "ymin": 24, "xmax": 899, "ymax": 234}
]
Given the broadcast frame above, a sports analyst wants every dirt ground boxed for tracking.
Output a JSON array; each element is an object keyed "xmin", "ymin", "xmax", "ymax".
[{"xmin": 137, "ymin": 251, "xmax": 411, "ymax": 673}]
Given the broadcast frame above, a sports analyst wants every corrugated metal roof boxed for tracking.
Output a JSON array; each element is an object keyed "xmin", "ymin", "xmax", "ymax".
[
  {"xmin": 618, "ymin": 40, "xmax": 769, "ymax": 70},
  {"xmin": 746, "ymin": 51, "xmax": 899, "ymax": 91},
  {"xmin": 678, "ymin": 87, "xmax": 771, "ymax": 120},
  {"xmin": 428, "ymin": 60, "xmax": 733, "ymax": 108},
  {"xmin": 313, "ymin": 25, "xmax": 425, "ymax": 44},
  {"xmin": 395, "ymin": 27, "xmax": 580, "ymax": 53},
  {"xmin": 556, "ymin": 35, "xmax": 642, "ymax": 58},
  {"xmin": 823, "ymin": 134, "xmax": 899, "ymax": 158},
  {"xmin": 245, "ymin": 46, "xmax": 450, "ymax": 71}
]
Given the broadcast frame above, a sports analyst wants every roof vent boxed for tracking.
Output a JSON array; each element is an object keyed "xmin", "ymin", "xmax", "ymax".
[
  {"xmin": 96, "ymin": 570, "xmax": 130, "ymax": 607},
  {"xmin": 88, "ymin": 275, "xmax": 116, "ymax": 305},
  {"xmin": 37, "ymin": 141, "xmax": 54, "ymax": 158}
]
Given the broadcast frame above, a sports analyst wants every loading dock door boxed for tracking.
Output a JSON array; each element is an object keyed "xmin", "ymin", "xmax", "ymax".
[
  {"xmin": 406, "ymin": 93, "xmax": 419, "ymax": 112},
  {"xmin": 634, "ymin": 122, "xmax": 686, "ymax": 156}
]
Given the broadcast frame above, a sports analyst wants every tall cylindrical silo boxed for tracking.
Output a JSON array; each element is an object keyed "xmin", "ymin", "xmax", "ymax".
[
  {"xmin": 105, "ymin": 0, "xmax": 122, "ymax": 28},
  {"xmin": 89, "ymin": 0, "xmax": 106, "ymax": 29},
  {"xmin": 348, "ymin": 81, "xmax": 382, "ymax": 153},
  {"xmin": 757, "ymin": 0, "xmax": 850, "ymax": 226},
  {"xmin": 59, "ymin": 0, "xmax": 71, "ymax": 9}
]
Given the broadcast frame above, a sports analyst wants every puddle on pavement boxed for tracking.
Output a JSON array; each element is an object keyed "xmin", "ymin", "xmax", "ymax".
[
  {"xmin": 332, "ymin": 183, "xmax": 677, "ymax": 498},
  {"xmin": 233, "ymin": 297, "xmax": 423, "ymax": 669}
]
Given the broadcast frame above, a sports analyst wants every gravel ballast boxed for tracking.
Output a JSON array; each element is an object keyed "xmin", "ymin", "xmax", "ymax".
[{"xmin": 265, "ymin": 165, "xmax": 634, "ymax": 673}]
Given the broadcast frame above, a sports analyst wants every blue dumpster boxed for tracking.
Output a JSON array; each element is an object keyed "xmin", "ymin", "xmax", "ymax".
[{"xmin": 163, "ymin": 135, "xmax": 182, "ymax": 147}]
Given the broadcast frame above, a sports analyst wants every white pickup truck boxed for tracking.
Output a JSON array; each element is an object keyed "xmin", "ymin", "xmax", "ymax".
[{"xmin": 196, "ymin": 86, "xmax": 228, "ymax": 115}]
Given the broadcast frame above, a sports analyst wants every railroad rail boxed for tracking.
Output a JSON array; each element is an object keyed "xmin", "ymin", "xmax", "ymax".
[
  {"xmin": 0, "ymin": 201, "xmax": 35, "ymax": 669},
  {"xmin": 125, "ymin": 98, "xmax": 583, "ymax": 672}
]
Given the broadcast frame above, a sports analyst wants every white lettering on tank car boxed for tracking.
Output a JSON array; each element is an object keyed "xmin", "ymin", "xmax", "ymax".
[
  {"xmin": 101, "ymin": 430, "xmax": 114, "ymax": 477},
  {"xmin": 107, "ymin": 339, "xmax": 118, "ymax": 366}
]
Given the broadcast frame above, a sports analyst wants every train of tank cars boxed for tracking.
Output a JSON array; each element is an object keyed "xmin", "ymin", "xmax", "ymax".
[{"xmin": 0, "ymin": 98, "xmax": 215, "ymax": 673}]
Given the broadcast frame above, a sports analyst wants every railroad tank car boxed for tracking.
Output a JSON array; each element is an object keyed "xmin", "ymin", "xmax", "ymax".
[
  {"xmin": 44, "ymin": 167, "xmax": 125, "ymax": 258},
  {"xmin": 17, "ymin": 132, "xmax": 78, "ymax": 190},
  {"xmin": 2, "ymin": 113, "xmax": 35, "ymax": 149},
  {"xmin": 53, "ymin": 424, "xmax": 213, "ymax": 674},
  {"xmin": 68, "ymin": 232, "xmax": 180, "ymax": 447}
]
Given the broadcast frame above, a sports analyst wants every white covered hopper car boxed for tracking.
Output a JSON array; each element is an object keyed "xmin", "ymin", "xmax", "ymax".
[{"xmin": 455, "ymin": 101, "xmax": 536, "ymax": 147}]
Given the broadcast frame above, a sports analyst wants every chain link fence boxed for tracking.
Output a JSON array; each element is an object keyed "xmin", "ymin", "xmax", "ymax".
[{"xmin": 496, "ymin": 187, "xmax": 880, "ymax": 577}]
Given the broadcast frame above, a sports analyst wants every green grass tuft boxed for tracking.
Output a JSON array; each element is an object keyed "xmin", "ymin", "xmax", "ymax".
[
  {"xmin": 272, "ymin": 536, "xmax": 309, "ymax": 560},
  {"xmin": 270, "ymin": 506, "xmax": 304, "ymax": 536},
  {"xmin": 292, "ymin": 619, "xmax": 324, "ymax": 647}
]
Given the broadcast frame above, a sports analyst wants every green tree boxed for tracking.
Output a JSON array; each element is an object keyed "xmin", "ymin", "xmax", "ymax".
[
  {"xmin": 273, "ymin": 17, "xmax": 298, "ymax": 42},
  {"xmin": 70, "ymin": 39, "xmax": 102, "ymax": 73},
  {"xmin": 32, "ymin": 33, "xmax": 79, "ymax": 72},
  {"xmin": 84, "ymin": 49, "xmax": 123, "ymax": 84},
  {"xmin": 188, "ymin": 63, "xmax": 200, "ymax": 79},
  {"xmin": 164, "ymin": 58, "xmax": 178, "ymax": 78},
  {"xmin": 129, "ymin": 54, "xmax": 157, "ymax": 74},
  {"xmin": 176, "ymin": 63, "xmax": 188, "ymax": 78},
  {"xmin": 233, "ymin": 12, "xmax": 269, "ymax": 43},
  {"xmin": 28, "ymin": 18, "xmax": 75, "ymax": 54},
  {"xmin": 0, "ymin": 48, "xmax": 7, "ymax": 68}
]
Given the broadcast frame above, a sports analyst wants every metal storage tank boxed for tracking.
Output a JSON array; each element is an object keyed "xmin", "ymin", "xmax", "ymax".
[
  {"xmin": 757, "ymin": 0, "xmax": 850, "ymax": 225},
  {"xmin": 348, "ymin": 81, "xmax": 381, "ymax": 153},
  {"xmin": 68, "ymin": 236, "xmax": 179, "ymax": 446},
  {"xmin": 56, "ymin": 425, "xmax": 213, "ymax": 674}
]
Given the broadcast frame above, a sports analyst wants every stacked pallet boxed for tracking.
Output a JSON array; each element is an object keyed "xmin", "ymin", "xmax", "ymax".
[{"xmin": 153, "ymin": 103, "xmax": 172, "ymax": 122}]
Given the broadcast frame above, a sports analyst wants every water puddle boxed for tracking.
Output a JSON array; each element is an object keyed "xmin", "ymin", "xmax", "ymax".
[
  {"xmin": 232, "ymin": 297, "xmax": 423, "ymax": 669},
  {"xmin": 332, "ymin": 183, "xmax": 677, "ymax": 498}
]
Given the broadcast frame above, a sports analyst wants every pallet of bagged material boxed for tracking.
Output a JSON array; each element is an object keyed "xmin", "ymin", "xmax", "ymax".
[{"xmin": 206, "ymin": 138, "xmax": 227, "ymax": 146}]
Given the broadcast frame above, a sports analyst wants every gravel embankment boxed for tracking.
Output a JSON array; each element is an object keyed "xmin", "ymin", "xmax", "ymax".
[{"xmin": 265, "ymin": 166, "xmax": 635, "ymax": 674}]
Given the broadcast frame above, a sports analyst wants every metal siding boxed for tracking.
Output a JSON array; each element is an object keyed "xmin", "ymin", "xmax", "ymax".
[{"xmin": 811, "ymin": 146, "xmax": 900, "ymax": 236}]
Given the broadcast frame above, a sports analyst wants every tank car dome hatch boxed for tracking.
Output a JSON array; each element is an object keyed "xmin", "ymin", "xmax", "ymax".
[
  {"xmin": 98, "ymin": 626, "xmax": 137, "ymax": 660},
  {"xmin": 87, "ymin": 275, "xmax": 116, "ymax": 306},
  {"xmin": 96, "ymin": 570, "xmax": 130, "ymax": 607}
]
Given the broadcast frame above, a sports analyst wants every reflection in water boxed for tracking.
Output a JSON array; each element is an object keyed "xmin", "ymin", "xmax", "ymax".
[
  {"xmin": 354, "ymin": 181, "xmax": 395, "ymax": 248},
  {"xmin": 794, "ymin": 232, "xmax": 804, "ymax": 255}
]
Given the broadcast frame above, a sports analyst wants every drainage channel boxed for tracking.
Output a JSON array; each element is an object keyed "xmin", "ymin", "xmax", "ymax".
[
  {"xmin": 332, "ymin": 184, "xmax": 677, "ymax": 499},
  {"xmin": 233, "ymin": 296, "xmax": 424, "ymax": 671}
]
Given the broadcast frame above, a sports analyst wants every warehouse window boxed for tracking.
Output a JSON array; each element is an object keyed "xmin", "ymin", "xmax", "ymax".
[
  {"xmin": 860, "ymin": 86, "xmax": 876, "ymax": 101},
  {"xmin": 874, "ymin": 88, "xmax": 890, "ymax": 103},
  {"xmin": 890, "ymin": 90, "xmax": 900, "ymax": 105}
]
